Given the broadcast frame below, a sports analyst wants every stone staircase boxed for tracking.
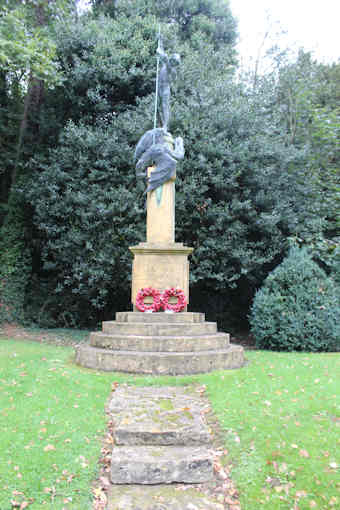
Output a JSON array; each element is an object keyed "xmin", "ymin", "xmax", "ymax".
[
  {"xmin": 75, "ymin": 312, "xmax": 244, "ymax": 375},
  {"xmin": 107, "ymin": 386, "xmax": 226, "ymax": 509}
]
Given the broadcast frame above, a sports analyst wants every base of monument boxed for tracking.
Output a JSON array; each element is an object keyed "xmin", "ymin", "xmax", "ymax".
[
  {"xmin": 75, "ymin": 312, "xmax": 245, "ymax": 375},
  {"xmin": 129, "ymin": 242, "xmax": 193, "ymax": 307}
]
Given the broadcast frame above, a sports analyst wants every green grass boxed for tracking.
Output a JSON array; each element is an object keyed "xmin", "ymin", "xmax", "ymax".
[
  {"xmin": 0, "ymin": 336, "xmax": 339, "ymax": 509},
  {"xmin": 201, "ymin": 351, "xmax": 340, "ymax": 510}
]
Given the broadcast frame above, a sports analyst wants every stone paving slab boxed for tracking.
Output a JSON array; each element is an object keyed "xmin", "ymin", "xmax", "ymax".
[
  {"xmin": 110, "ymin": 386, "xmax": 212, "ymax": 446},
  {"xmin": 109, "ymin": 386, "xmax": 209, "ymax": 414},
  {"xmin": 110, "ymin": 445, "xmax": 214, "ymax": 484},
  {"xmin": 113, "ymin": 405, "xmax": 212, "ymax": 446},
  {"xmin": 107, "ymin": 484, "xmax": 225, "ymax": 510}
]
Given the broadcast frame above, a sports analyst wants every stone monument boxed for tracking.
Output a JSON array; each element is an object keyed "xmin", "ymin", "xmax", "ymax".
[{"xmin": 75, "ymin": 34, "xmax": 245, "ymax": 374}]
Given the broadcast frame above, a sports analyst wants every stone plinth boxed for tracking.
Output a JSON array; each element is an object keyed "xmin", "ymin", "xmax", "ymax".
[
  {"xmin": 129, "ymin": 242, "xmax": 193, "ymax": 306},
  {"xmin": 75, "ymin": 311, "xmax": 245, "ymax": 375}
]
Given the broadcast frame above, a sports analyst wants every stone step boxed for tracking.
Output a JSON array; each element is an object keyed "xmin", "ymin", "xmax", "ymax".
[
  {"xmin": 109, "ymin": 386, "xmax": 208, "ymax": 414},
  {"xmin": 90, "ymin": 331, "xmax": 229, "ymax": 352},
  {"xmin": 102, "ymin": 320, "xmax": 217, "ymax": 336},
  {"xmin": 116, "ymin": 311, "xmax": 205, "ymax": 323},
  {"xmin": 111, "ymin": 402, "xmax": 212, "ymax": 446},
  {"xmin": 110, "ymin": 445, "xmax": 214, "ymax": 484},
  {"xmin": 107, "ymin": 484, "xmax": 224, "ymax": 509},
  {"xmin": 75, "ymin": 344, "xmax": 245, "ymax": 375}
]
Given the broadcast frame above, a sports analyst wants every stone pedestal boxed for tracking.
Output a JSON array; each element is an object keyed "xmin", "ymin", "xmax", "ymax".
[{"xmin": 129, "ymin": 242, "xmax": 193, "ymax": 306}]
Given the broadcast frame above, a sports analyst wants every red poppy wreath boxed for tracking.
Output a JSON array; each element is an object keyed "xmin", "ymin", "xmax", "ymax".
[
  {"xmin": 135, "ymin": 287, "xmax": 162, "ymax": 312},
  {"xmin": 161, "ymin": 287, "xmax": 187, "ymax": 313}
]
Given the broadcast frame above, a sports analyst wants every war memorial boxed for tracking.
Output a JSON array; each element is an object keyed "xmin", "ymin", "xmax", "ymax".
[{"xmin": 76, "ymin": 34, "xmax": 245, "ymax": 375}]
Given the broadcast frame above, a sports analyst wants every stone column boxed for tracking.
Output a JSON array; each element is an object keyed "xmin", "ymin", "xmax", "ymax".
[{"xmin": 146, "ymin": 168, "xmax": 175, "ymax": 244}]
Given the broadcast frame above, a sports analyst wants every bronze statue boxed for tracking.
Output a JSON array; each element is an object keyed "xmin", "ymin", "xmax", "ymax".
[
  {"xmin": 157, "ymin": 36, "xmax": 180, "ymax": 132},
  {"xmin": 135, "ymin": 129, "xmax": 184, "ymax": 192},
  {"xmin": 134, "ymin": 33, "xmax": 183, "ymax": 194}
]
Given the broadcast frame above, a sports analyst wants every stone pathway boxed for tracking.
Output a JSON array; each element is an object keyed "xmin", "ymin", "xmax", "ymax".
[{"xmin": 103, "ymin": 385, "xmax": 240, "ymax": 510}]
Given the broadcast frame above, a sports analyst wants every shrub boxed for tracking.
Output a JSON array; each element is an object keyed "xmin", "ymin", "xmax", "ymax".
[{"xmin": 249, "ymin": 246, "xmax": 340, "ymax": 351}]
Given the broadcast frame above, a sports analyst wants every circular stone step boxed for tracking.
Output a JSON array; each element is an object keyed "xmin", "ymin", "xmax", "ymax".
[
  {"xmin": 75, "ymin": 344, "xmax": 245, "ymax": 375},
  {"xmin": 90, "ymin": 331, "xmax": 229, "ymax": 352},
  {"xmin": 102, "ymin": 321, "xmax": 217, "ymax": 336},
  {"xmin": 116, "ymin": 312, "xmax": 205, "ymax": 323}
]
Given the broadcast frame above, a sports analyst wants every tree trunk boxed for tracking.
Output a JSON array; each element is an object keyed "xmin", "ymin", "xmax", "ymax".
[{"xmin": 11, "ymin": 1, "xmax": 50, "ymax": 187}]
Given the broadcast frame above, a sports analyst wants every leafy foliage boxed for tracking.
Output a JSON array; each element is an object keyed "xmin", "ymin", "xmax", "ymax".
[
  {"xmin": 0, "ymin": 190, "xmax": 32, "ymax": 324},
  {"xmin": 250, "ymin": 246, "xmax": 340, "ymax": 351},
  {"xmin": 92, "ymin": 0, "xmax": 237, "ymax": 51},
  {"xmin": 26, "ymin": 119, "xmax": 145, "ymax": 327},
  {"xmin": 0, "ymin": 3, "xmax": 62, "ymax": 86}
]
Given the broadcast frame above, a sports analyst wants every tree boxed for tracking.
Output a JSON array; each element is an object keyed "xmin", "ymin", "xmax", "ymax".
[
  {"xmin": 92, "ymin": 0, "xmax": 237, "ymax": 51},
  {"xmin": 0, "ymin": 1, "xmax": 74, "ymax": 324},
  {"xmin": 250, "ymin": 245, "xmax": 340, "ymax": 352}
]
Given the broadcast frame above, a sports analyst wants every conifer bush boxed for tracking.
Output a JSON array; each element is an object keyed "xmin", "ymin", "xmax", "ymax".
[{"xmin": 249, "ymin": 246, "xmax": 340, "ymax": 352}]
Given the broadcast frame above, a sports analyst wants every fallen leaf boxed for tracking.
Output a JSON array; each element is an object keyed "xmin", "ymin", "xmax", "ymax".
[
  {"xmin": 224, "ymin": 497, "xmax": 240, "ymax": 505},
  {"xmin": 99, "ymin": 476, "xmax": 110, "ymax": 488},
  {"xmin": 265, "ymin": 476, "xmax": 281, "ymax": 487},
  {"xmin": 299, "ymin": 449, "xmax": 310, "ymax": 458},
  {"xmin": 279, "ymin": 463, "xmax": 288, "ymax": 473},
  {"xmin": 44, "ymin": 444, "xmax": 55, "ymax": 452}
]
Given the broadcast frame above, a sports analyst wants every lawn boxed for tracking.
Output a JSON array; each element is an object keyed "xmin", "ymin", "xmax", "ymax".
[{"xmin": 0, "ymin": 333, "xmax": 339, "ymax": 509}]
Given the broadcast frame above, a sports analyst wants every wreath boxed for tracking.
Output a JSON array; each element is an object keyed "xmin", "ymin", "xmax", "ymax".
[
  {"xmin": 135, "ymin": 287, "xmax": 162, "ymax": 312},
  {"xmin": 161, "ymin": 287, "xmax": 187, "ymax": 313}
]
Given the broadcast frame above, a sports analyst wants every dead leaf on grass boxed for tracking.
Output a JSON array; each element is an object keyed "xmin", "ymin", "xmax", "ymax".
[
  {"xmin": 265, "ymin": 476, "xmax": 282, "ymax": 487},
  {"xmin": 299, "ymin": 449, "xmax": 310, "ymax": 458},
  {"xmin": 44, "ymin": 444, "xmax": 55, "ymax": 452},
  {"xmin": 295, "ymin": 490, "xmax": 307, "ymax": 498}
]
